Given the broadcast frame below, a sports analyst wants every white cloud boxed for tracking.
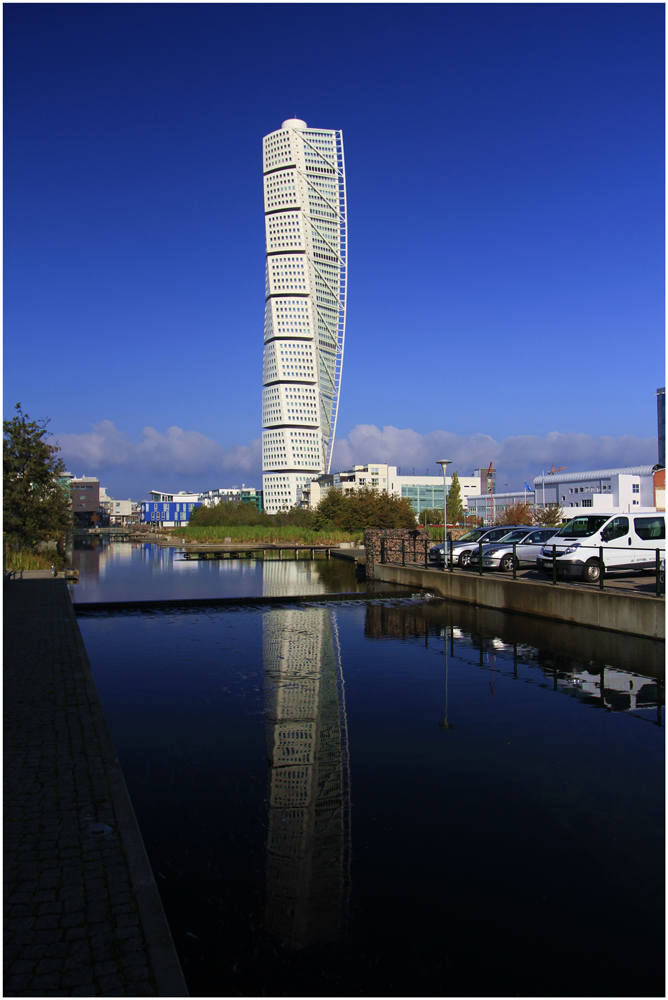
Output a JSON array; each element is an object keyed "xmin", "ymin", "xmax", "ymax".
[
  {"xmin": 332, "ymin": 424, "xmax": 657, "ymax": 487},
  {"xmin": 56, "ymin": 420, "xmax": 262, "ymax": 481},
  {"xmin": 55, "ymin": 419, "xmax": 657, "ymax": 496}
]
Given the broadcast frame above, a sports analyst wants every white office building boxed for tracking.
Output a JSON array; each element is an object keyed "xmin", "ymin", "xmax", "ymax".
[
  {"xmin": 261, "ymin": 119, "xmax": 348, "ymax": 513},
  {"xmin": 533, "ymin": 466, "xmax": 657, "ymax": 512},
  {"xmin": 300, "ymin": 464, "xmax": 482, "ymax": 515}
]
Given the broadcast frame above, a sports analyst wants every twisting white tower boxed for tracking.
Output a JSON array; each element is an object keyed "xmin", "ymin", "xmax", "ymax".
[{"xmin": 261, "ymin": 119, "xmax": 347, "ymax": 513}]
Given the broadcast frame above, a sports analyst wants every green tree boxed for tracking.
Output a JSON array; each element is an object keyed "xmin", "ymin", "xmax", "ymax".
[
  {"xmin": 418, "ymin": 507, "xmax": 441, "ymax": 526},
  {"xmin": 311, "ymin": 487, "xmax": 350, "ymax": 531},
  {"xmin": 446, "ymin": 472, "xmax": 464, "ymax": 524},
  {"xmin": 272, "ymin": 505, "xmax": 315, "ymax": 528},
  {"xmin": 532, "ymin": 503, "xmax": 564, "ymax": 527},
  {"xmin": 312, "ymin": 486, "xmax": 416, "ymax": 532},
  {"xmin": 3, "ymin": 403, "xmax": 72, "ymax": 548},
  {"xmin": 189, "ymin": 499, "xmax": 270, "ymax": 527}
]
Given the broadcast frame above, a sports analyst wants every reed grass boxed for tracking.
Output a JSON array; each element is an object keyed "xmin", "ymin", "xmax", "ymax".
[
  {"xmin": 176, "ymin": 525, "xmax": 363, "ymax": 545},
  {"xmin": 4, "ymin": 546, "xmax": 61, "ymax": 571}
]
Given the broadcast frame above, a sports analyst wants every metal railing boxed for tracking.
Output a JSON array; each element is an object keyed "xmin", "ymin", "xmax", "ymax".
[{"xmin": 377, "ymin": 538, "xmax": 664, "ymax": 597}]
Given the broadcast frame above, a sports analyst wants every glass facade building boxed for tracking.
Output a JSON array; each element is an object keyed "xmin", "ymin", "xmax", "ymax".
[
  {"xmin": 261, "ymin": 120, "xmax": 347, "ymax": 513},
  {"xmin": 400, "ymin": 484, "xmax": 446, "ymax": 517}
]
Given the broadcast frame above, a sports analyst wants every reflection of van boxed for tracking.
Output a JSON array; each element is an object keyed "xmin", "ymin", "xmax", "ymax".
[{"xmin": 537, "ymin": 513, "xmax": 665, "ymax": 582}]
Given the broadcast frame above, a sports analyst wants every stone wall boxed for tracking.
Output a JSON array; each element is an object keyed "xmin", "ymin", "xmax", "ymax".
[{"xmin": 364, "ymin": 528, "xmax": 434, "ymax": 579}]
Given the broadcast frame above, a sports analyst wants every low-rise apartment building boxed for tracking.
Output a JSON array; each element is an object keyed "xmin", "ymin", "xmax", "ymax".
[
  {"xmin": 109, "ymin": 499, "xmax": 139, "ymax": 526},
  {"xmin": 148, "ymin": 486, "xmax": 263, "ymax": 512},
  {"xmin": 140, "ymin": 499, "xmax": 202, "ymax": 527},
  {"xmin": 70, "ymin": 476, "xmax": 107, "ymax": 528}
]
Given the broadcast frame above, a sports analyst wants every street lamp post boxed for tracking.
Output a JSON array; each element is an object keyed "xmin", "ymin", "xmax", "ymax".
[{"xmin": 437, "ymin": 460, "xmax": 452, "ymax": 565}]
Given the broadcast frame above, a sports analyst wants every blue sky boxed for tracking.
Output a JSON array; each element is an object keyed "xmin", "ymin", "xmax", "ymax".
[{"xmin": 4, "ymin": 3, "xmax": 664, "ymax": 499}]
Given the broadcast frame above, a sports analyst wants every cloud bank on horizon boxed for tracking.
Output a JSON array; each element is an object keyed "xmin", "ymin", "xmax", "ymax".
[
  {"xmin": 331, "ymin": 425, "xmax": 658, "ymax": 481},
  {"xmin": 55, "ymin": 420, "xmax": 658, "ymax": 496}
]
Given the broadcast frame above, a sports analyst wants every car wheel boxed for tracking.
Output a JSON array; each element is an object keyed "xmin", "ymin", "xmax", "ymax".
[
  {"xmin": 459, "ymin": 550, "xmax": 472, "ymax": 567},
  {"xmin": 582, "ymin": 558, "xmax": 601, "ymax": 583},
  {"xmin": 499, "ymin": 553, "xmax": 514, "ymax": 573}
]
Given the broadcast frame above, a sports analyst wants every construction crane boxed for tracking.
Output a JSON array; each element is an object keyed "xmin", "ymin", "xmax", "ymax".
[{"xmin": 550, "ymin": 464, "xmax": 566, "ymax": 474}]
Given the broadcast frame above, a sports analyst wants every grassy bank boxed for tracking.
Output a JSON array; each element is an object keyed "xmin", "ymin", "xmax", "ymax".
[
  {"xmin": 4, "ymin": 545, "xmax": 64, "ymax": 572},
  {"xmin": 172, "ymin": 525, "xmax": 363, "ymax": 545}
]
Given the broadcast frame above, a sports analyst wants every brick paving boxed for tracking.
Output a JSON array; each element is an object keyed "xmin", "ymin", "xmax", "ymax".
[{"xmin": 4, "ymin": 579, "xmax": 188, "ymax": 997}]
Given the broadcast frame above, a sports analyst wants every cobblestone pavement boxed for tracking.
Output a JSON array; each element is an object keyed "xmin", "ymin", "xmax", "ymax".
[{"xmin": 4, "ymin": 579, "xmax": 187, "ymax": 997}]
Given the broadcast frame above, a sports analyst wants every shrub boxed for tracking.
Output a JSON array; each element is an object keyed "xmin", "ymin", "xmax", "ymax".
[
  {"xmin": 313, "ymin": 486, "xmax": 416, "ymax": 532},
  {"xmin": 495, "ymin": 502, "xmax": 534, "ymax": 525}
]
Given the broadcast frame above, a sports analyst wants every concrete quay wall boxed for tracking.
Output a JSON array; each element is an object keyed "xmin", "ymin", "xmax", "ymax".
[{"xmin": 373, "ymin": 563, "xmax": 665, "ymax": 640}]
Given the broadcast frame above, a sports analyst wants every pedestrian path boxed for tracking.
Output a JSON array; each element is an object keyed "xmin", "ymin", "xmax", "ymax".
[{"xmin": 4, "ymin": 578, "xmax": 188, "ymax": 997}]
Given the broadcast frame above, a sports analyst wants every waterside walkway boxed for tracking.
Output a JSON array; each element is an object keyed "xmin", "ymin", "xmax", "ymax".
[{"xmin": 4, "ymin": 578, "xmax": 188, "ymax": 997}]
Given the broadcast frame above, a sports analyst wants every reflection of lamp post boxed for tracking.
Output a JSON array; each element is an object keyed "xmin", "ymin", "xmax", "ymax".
[
  {"xmin": 437, "ymin": 459, "xmax": 452, "ymax": 553},
  {"xmin": 439, "ymin": 625, "xmax": 454, "ymax": 730}
]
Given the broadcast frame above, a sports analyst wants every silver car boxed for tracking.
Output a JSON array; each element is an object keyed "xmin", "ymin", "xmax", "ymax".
[
  {"xmin": 469, "ymin": 526, "xmax": 560, "ymax": 572},
  {"xmin": 429, "ymin": 525, "xmax": 527, "ymax": 568}
]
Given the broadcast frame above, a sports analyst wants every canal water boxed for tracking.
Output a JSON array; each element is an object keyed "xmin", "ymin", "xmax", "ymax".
[
  {"xmin": 73, "ymin": 540, "xmax": 665, "ymax": 997},
  {"xmin": 69, "ymin": 536, "xmax": 384, "ymax": 603}
]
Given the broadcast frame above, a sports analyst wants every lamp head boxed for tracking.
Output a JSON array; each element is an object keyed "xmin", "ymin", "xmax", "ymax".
[{"xmin": 437, "ymin": 460, "xmax": 452, "ymax": 470}]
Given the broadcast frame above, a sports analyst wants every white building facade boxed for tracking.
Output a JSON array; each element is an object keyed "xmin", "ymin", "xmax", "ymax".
[
  {"xmin": 261, "ymin": 119, "xmax": 347, "ymax": 514},
  {"xmin": 533, "ymin": 466, "xmax": 657, "ymax": 512},
  {"xmin": 465, "ymin": 466, "xmax": 658, "ymax": 524},
  {"xmin": 300, "ymin": 464, "xmax": 481, "ymax": 515}
]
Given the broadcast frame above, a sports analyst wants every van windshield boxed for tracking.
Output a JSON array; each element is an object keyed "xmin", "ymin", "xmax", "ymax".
[{"xmin": 556, "ymin": 516, "xmax": 610, "ymax": 538}]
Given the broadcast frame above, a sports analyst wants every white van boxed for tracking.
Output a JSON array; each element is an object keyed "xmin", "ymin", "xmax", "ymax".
[{"xmin": 537, "ymin": 512, "xmax": 665, "ymax": 582}]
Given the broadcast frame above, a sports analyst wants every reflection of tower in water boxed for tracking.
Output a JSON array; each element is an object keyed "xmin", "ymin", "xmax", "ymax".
[
  {"xmin": 261, "ymin": 556, "xmax": 329, "ymax": 598},
  {"xmin": 263, "ymin": 607, "xmax": 351, "ymax": 948}
]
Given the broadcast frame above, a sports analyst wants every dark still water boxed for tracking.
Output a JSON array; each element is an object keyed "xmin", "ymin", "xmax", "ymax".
[{"xmin": 76, "ymin": 593, "xmax": 665, "ymax": 998}]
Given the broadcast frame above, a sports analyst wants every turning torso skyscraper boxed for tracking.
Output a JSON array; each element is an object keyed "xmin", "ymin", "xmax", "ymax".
[{"xmin": 261, "ymin": 119, "xmax": 347, "ymax": 514}]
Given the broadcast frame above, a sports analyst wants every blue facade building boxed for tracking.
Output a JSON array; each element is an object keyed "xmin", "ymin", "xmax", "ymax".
[{"xmin": 140, "ymin": 500, "xmax": 202, "ymax": 526}]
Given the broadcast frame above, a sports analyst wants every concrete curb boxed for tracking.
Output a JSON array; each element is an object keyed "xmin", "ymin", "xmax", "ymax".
[{"xmin": 63, "ymin": 585, "xmax": 189, "ymax": 997}]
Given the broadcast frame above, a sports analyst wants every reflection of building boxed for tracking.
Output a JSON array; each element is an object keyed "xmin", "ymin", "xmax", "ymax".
[
  {"xmin": 72, "ymin": 537, "xmax": 101, "ymax": 577},
  {"xmin": 263, "ymin": 607, "xmax": 351, "ymax": 948},
  {"xmin": 364, "ymin": 603, "xmax": 664, "ymax": 718},
  {"xmin": 261, "ymin": 558, "xmax": 330, "ymax": 598},
  {"xmin": 365, "ymin": 603, "xmax": 430, "ymax": 640},
  {"xmin": 552, "ymin": 666, "xmax": 661, "ymax": 713}
]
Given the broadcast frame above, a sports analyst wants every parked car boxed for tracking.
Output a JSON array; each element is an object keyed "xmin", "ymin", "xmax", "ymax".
[
  {"xmin": 469, "ymin": 526, "xmax": 561, "ymax": 572},
  {"xmin": 429, "ymin": 525, "xmax": 528, "ymax": 568},
  {"xmin": 537, "ymin": 513, "xmax": 665, "ymax": 582}
]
